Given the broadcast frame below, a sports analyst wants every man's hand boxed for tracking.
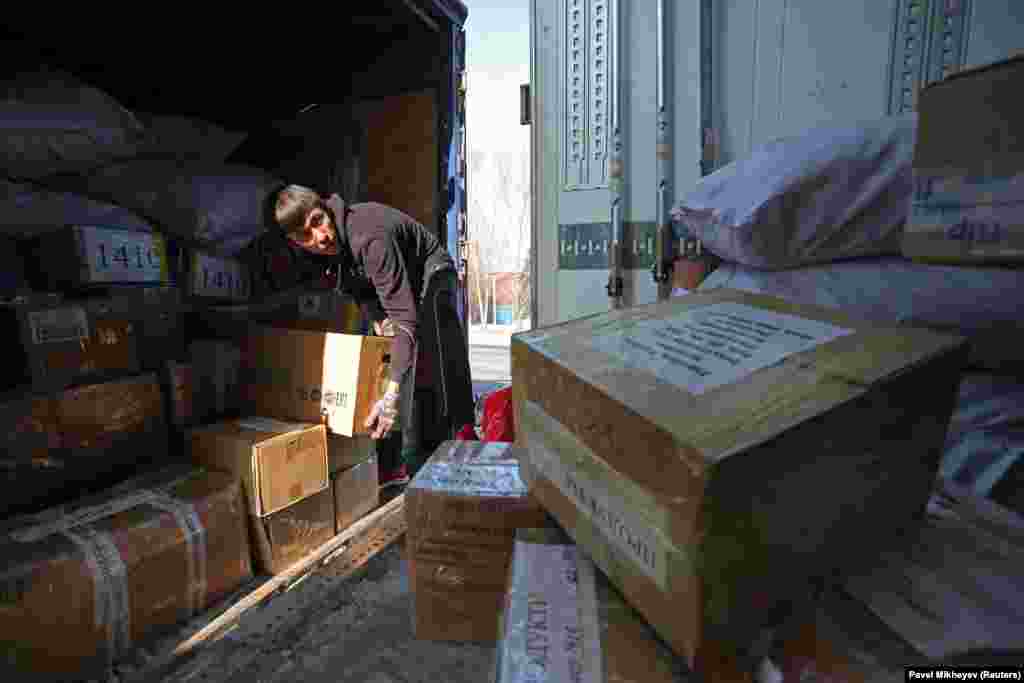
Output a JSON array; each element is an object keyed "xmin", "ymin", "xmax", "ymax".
[
  {"xmin": 373, "ymin": 318, "xmax": 396, "ymax": 337},
  {"xmin": 365, "ymin": 390, "xmax": 400, "ymax": 439}
]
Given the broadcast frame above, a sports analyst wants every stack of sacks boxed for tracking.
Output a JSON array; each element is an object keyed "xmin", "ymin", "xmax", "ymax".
[
  {"xmin": 1, "ymin": 67, "xmax": 273, "ymax": 257},
  {"xmin": 405, "ymin": 441, "xmax": 550, "ymax": 642},
  {"xmin": 673, "ymin": 56, "xmax": 1024, "ymax": 513}
]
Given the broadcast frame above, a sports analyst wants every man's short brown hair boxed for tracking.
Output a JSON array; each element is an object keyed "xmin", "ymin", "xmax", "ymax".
[{"xmin": 273, "ymin": 184, "xmax": 324, "ymax": 239}]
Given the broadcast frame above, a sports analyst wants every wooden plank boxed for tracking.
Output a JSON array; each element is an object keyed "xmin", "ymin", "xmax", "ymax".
[{"xmin": 123, "ymin": 494, "xmax": 406, "ymax": 683}]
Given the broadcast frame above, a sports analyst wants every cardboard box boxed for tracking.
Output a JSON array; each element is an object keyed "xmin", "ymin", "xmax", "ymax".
[
  {"xmin": 0, "ymin": 464, "xmax": 252, "ymax": 681},
  {"xmin": 332, "ymin": 454, "xmax": 378, "ymax": 534},
  {"xmin": 904, "ymin": 55, "xmax": 1024, "ymax": 264},
  {"xmin": 241, "ymin": 326, "xmax": 391, "ymax": 437},
  {"xmin": 406, "ymin": 441, "xmax": 550, "ymax": 642},
  {"xmin": 328, "ymin": 433, "xmax": 376, "ymax": 474},
  {"xmin": 189, "ymin": 339, "xmax": 243, "ymax": 423},
  {"xmin": 495, "ymin": 528, "xmax": 687, "ymax": 683},
  {"xmin": 511, "ymin": 288, "xmax": 968, "ymax": 664},
  {"xmin": 249, "ymin": 487, "xmax": 335, "ymax": 575},
  {"xmin": 24, "ymin": 224, "xmax": 175, "ymax": 290},
  {"xmin": 0, "ymin": 298, "xmax": 142, "ymax": 392},
  {"xmin": 188, "ymin": 418, "xmax": 329, "ymax": 517},
  {"xmin": 0, "ymin": 374, "xmax": 170, "ymax": 518},
  {"xmin": 93, "ymin": 286, "xmax": 187, "ymax": 373}
]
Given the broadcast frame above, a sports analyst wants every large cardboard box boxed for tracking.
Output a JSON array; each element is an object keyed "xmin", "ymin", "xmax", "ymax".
[
  {"xmin": 494, "ymin": 528, "xmax": 687, "ymax": 683},
  {"xmin": 241, "ymin": 326, "xmax": 391, "ymax": 437},
  {"xmin": 0, "ymin": 464, "xmax": 252, "ymax": 681},
  {"xmin": 188, "ymin": 417, "xmax": 329, "ymax": 517},
  {"xmin": 104, "ymin": 286, "xmax": 187, "ymax": 373},
  {"xmin": 249, "ymin": 487, "xmax": 335, "ymax": 574},
  {"xmin": 406, "ymin": 441, "xmax": 550, "ymax": 642},
  {"xmin": 512, "ymin": 288, "xmax": 968, "ymax": 665},
  {"xmin": 903, "ymin": 55, "xmax": 1024, "ymax": 264},
  {"xmin": 0, "ymin": 374, "xmax": 169, "ymax": 518},
  {"xmin": 0, "ymin": 297, "xmax": 142, "ymax": 392},
  {"xmin": 332, "ymin": 454, "xmax": 378, "ymax": 534}
]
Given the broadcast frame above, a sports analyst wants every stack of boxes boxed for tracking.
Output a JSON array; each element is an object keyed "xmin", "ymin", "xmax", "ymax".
[
  {"xmin": 405, "ymin": 441, "xmax": 549, "ymax": 642},
  {"xmin": 0, "ymin": 216, "xmax": 385, "ymax": 676},
  {"xmin": 406, "ymin": 286, "xmax": 969, "ymax": 679},
  {"xmin": 183, "ymin": 288, "xmax": 385, "ymax": 574}
]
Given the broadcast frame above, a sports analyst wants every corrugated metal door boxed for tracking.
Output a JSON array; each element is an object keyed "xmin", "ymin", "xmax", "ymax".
[
  {"xmin": 713, "ymin": 0, "xmax": 1022, "ymax": 169},
  {"xmin": 531, "ymin": 0, "xmax": 702, "ymax": 326}
]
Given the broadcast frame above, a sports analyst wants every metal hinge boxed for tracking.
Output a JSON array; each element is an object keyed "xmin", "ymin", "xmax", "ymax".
[{"xmin": 520, "ymin": 84, "xmax": 532, "ymax": 126}]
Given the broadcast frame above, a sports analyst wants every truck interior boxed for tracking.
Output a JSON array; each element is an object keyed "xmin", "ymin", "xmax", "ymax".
[
  {"xmin": 2, "ymin": 2, "xmax": 1023, "ymax": 681},
  {"xmin": 1, "ymin": 1, "xmax": 468, "ymax": 298}
]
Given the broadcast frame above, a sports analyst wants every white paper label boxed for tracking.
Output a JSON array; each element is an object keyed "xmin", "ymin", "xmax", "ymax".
[
  {"xmin": 414, "ymin": 462, "xmax": 528, "ymax": 498},
  {"xmin": 501, "ymin": 542, "xmax": 587, "ymax": 683},
  {"xmin": 588, "ymin": 302, "xmax": 853, "ymax": 395},
  {"xmin": 191, "ymin": 251, "xmax": 250, "ymax": 301},
  {"xmin": 525, "ymin": 423, "xmax": 668, "ymax": 591},
  {"xmin": 237, "ymin": 417, "xmax": 313, "ymax": 434},
  {"xmin": 27, "ymin": 306, "xmax": 90, "ymax": 345},
  {"xmin": 79, "ymin": 226, "xmax": 167, "ymax": 284}
]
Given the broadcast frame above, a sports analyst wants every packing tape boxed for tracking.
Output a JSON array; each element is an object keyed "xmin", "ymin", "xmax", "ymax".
[
  {"xmin": 574, "ymin": 551, "xmax": 604, "ymax": 683},
  {"xmin": 144, "ymin": 490, "xmax": 208, "ymax": 617},
  {"xmin": 63, "ymin": 525, "xmax": 131, "ymax": 666}
]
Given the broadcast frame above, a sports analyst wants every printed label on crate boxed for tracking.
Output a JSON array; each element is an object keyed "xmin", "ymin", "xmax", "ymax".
[
  {"xmin": 521, "ymin": 401, "xmax": 669, "ymax": 591},
  {"xmin": 587, "ymin": 302, "xmax": 853, "ymax": 395},
  {"xmin": 499, "ymin": 542, "xmax": 596, "ymax": 683},
  {"xmin": 27, "ymin": 306, "xmax": 90, "ymax": 345},
  {"xmin": 414, "ymin": 461, "xmax": 528, "ymax": 497},
  {"xmin": 78, "ymin": 226, "xmax": 169, "ymax": 285},
  {"xmin": 190, "ymin": 252, "xmax": 251, "ymax": 301}
]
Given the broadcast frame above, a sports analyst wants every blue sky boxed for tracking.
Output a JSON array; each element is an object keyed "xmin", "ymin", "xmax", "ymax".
[
  {"xmin": 463, "ymin": 1, "xmax": 530, "ymax": 154},
  {"xmin": 465, "ymin": 0, "xmax": 530, "ymax": 74}
]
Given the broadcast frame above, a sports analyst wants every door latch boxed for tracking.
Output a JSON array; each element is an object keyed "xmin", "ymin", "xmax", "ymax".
[{"xmin": 520, "ymin": 84, "xmax": 531, "ymax": 126}]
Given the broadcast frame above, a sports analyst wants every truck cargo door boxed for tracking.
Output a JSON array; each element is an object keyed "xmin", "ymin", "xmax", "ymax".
[
  {"xmin": 531, "ymin": 0, "xmax": 702, "ymax": 326},
  {"xmin": 713, "ymin": 0, "xmax": 1020, "ymax": 168}
]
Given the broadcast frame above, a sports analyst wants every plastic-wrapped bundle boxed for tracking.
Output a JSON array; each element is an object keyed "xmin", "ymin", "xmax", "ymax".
[
  {"xmin": 0, "ymin": 68, "xmax": 145, "ymax": 180},
  {"xmin": 41, "ymin": 160, "xmax": 282, "ymax": 255},
  {"xmin": 0, "ymin": 179, "xmax": 153, "ymax": 238},
  {"xmin": 671, "ymin": 113, "xmax": 917, "ymax": 270}
]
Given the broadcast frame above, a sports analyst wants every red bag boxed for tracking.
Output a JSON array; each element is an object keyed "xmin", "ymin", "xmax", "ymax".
[
  {"xmin": 480, "ymin": 387, "xmax": 515, "ymax": 443},
  {"xmin": 455, "ymin": 423, "xmax": 478, "ymax": 441}
]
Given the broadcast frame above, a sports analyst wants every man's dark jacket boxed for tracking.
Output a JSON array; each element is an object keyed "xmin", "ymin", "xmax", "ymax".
[{"xmin": 324, "ymin": 195, "xmax": 454, "ymax": 386}]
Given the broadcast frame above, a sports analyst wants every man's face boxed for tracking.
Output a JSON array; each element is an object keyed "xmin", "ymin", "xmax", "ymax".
[{"xmin": 289, "ymin": 206, "xmax": 339, "ymax": 256}]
